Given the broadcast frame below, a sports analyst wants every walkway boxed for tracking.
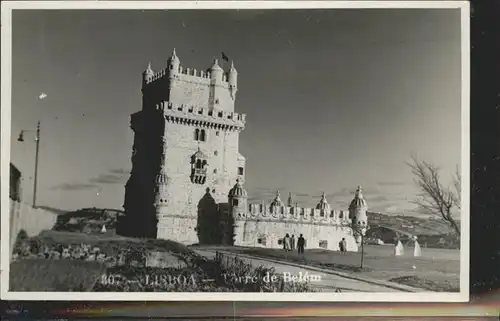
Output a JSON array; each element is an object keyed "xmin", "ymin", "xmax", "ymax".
[{"xmin": 193, "ymin": 249, "xmax": 419, "ymax": 293}]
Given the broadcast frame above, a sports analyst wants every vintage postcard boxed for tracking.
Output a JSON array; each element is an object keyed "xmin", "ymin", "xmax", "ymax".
[{"xmin": 0, "ymin": 1, "xmax": 470, "ymax": 301}]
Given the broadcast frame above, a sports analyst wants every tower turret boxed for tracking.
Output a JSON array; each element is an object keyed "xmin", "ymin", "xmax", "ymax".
[
  {"xmin": 287, "ymin": 192, "xmax": 293, "ymax": 207},
  {"xmin": 270, "ymin": 191, "xmax": 284, "ymax": 208},
  {"xmin": 316, "ymin": 192, "xmax": 331, "ymax": 212},
  {"xmin": 154, "ymin": 138, "xmax": 170, "ymax": 218},
  {"xmin": 348, "ymin": 186, "xmax": 369, "ymax": 245},
  {"xmin": 228, "ymin": 61, "xmax": 238, "ymax": 99},
  {"xmin": 228, "ymin": 179, "xmax": 248, "ymax": 216},
  {"xmin": 167, "ymin": 48, "xmax": 180, "ymax": 76},
  {"xmin": 228, "ymin": 179, "xmax": 248, "ymax": 246},
  {"xmin": 210, "ymin": 59, "xmax": 224, "ymax": 82},
  {"xmin": 142, "ymin": 62, "xmax": 154, "ymax": 86}
]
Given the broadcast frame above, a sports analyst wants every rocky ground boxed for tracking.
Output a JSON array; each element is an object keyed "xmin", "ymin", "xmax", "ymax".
[{"xmin": 10, "ymin": 230, "xmax": 314, "ymax": 292}]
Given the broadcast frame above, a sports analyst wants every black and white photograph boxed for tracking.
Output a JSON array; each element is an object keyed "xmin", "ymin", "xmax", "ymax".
[{"xmin": 0, "ymin": 1, "xmax": 469, "ymax": 301}]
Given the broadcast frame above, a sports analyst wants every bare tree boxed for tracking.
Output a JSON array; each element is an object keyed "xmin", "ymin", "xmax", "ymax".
[{"xmin": 407, "ymin": 155, "xmax": 461, "ymax": 236}]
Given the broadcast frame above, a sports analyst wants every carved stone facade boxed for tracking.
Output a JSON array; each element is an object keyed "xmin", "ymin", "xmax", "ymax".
[
  {"xmin": 229, "ymin": 183, "xmax": 368, "ymax": 252},
  {"xmin": 120, "ymin": 49, "xmax": 245, "ymax": 243},
  {"xmin": 120, "ymin": 49, "xmax": 367, "ymax": 251}
]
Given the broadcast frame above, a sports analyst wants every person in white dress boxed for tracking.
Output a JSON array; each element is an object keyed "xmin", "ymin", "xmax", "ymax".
[
  {"xmin": 413, "ymin": 235, "xmax": 422, "ymax": 257},
  {"xmin": 394, "ymin": 239, "xmax": 404, "ymax": 256}
]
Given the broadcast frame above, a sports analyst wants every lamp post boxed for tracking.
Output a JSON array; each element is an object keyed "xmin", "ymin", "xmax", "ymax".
[{"xmin": 17, "ymin": 121, "xmax": 41, "ymax": 208}]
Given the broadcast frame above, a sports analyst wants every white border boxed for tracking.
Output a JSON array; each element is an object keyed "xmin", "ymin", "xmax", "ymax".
[{"xmin": 0, "ymin": 1, "xmax": 470, "ymax": 302}]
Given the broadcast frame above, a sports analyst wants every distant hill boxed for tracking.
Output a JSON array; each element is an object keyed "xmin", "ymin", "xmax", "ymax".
[
  {"xmin": 366, "ymin": 211, "xmax": 460, "ymax": 249},
  {"xmin": 35, "ymin": 206, "xmax": 69, "ymax": 215},
  {"xmin": 367, "ymin": 211, "xmax": 458, "ymax": 235},
  {"xmin": 53, "ymin": 207, "xmax": 124, "ymax": 234}
]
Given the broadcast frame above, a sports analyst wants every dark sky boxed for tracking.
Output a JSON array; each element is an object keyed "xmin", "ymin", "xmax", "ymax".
[{"xmin": 10, "ymin": 9, "xmax": 462, "ymax": 214}]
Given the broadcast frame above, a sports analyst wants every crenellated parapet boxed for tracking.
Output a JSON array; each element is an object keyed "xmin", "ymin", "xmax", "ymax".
[
  {"xmin": 233, "ymin": 203, "xmax": 352, "ymax": 226},
  {"xmin": 144, "ymin": 65, "xmax": 232, "ymax": 87},
  {"xmin": 154, "ymin": 100, "xmax": 246, "ymax": 131}
]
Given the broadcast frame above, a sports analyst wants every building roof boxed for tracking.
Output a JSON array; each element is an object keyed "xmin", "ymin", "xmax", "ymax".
[
  {"xmin": 270, "ymin": 191, "xmax": 284, "ymax": 207},
  {"xmin": 315, "ymin": 192, "xmax": 331, "ymax": 210},
  {"xmin": 229, "ymin": 179, "xmax": 247, "ymax": 198},
  {"xmin": 349, "ymin": 186, "xmax": 368, "ymax": 209}
]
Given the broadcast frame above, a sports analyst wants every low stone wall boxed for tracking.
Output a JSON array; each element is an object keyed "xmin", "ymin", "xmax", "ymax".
[
  {"xmin": 234, "ymin": 219, "xmax": 359, "ymax": 252},
  {"xmin": 9, "ymin": 199, "xmax": 58, "ymax": 257}
]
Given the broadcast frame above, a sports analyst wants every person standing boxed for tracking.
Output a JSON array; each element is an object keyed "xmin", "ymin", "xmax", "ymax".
[
  {"xmin": 339, "ymin": 238, "xmax": 347, "ymax": 254},
  {"xmin": 283, "ymin": 234, "xmax": 290, "ymax": 251},
  {"xmin": 291, "ymin": 234, "xmax": 296, "ymax": 251},
  {"xmin": 413, "ymin": 236, "xmax": 422, "ymax": 257},
  {"xmin": 394, "ymin": 238, "xmax": 404, "ymax": 256},
  {"xmin": 297, "ymin": 234, "xmax": 305, "ymax": 254},
  {"xmin": 285, "ymin": 233, "xmax": 292, "ymax": 251}
]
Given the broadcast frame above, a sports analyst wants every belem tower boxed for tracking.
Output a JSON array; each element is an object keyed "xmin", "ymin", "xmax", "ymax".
[{"xmin": 117, "ymin": 49, "xmax": 368, "ymax": 252}]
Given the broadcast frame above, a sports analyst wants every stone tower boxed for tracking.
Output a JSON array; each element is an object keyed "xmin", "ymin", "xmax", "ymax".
[
  {"xmin": 348, "ymin": 186, "xmax": 369, "ymax": 245},
  {"xmin": 121, "ymin": 49, "xmax": 246, "ymax": 243},
  {"xmin": 228, "ymin": 179, "xmax": 248, "ymax": 245}
]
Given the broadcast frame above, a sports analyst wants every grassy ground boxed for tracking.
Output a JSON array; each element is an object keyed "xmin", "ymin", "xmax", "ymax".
[
  {"xmin": 10, "ymin": 231, "xmax": 200, "ymax": 292},
  {"xmin": 10, "ymin": 231, "xmax": 315, "ymax": 292},
  {"xmin": 195, "ymin": 244, "xmax": 460, "ymax": 292},
  {"xmin": 10, "ymin": 259, "xmax": 106, "ymax": 291}
]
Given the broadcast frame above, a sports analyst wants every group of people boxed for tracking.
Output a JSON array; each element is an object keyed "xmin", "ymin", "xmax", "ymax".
[
  {"xmin": 282, "ymin": 233, "xmax": 306, "ymax": 254},
  {"xmin": 394, "ymin": 236, "xmax": 422, "ymax": 257},
  {"xmin": 282, "ymin": 234, "xmax": 348, "ymax": 254}
]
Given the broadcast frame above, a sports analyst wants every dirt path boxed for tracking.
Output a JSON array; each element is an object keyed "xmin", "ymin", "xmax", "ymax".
[{"xmin": 194, "ymin": 249, "xmax": 415, "ymax": 292}]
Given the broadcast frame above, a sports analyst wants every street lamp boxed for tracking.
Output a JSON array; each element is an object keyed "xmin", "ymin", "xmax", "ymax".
[{"xmin": 17, "ymin": 121, "xmax": 41, "ymax": 208}]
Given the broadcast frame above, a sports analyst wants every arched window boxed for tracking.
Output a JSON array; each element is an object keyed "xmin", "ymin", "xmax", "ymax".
[
  {"xmin": 196, "ymin": 159, "xmax": 202, "ymax": 169},
  {"xmin": 194, "ymin": 129, "xmax": 200, "ymax": 141},
  {"xmin": 200, "ymin": 129, "xmax": 206, "ymax": 142}
]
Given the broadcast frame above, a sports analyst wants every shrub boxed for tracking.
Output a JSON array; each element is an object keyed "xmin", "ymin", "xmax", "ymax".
[
  {"xmin": 94, "ymin": 251, "xmax": 314, "ymax": 292},
  {"xmin": 12, "ymin": 230, "xmax": 30, "ymax": 256}
]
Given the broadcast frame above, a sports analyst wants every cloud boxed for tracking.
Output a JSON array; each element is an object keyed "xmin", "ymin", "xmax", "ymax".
[
  {"xmin": 89, "ymin": 173, "xmax": 128, "ymax": 184},
  {"xmin": 295, "ymin": 192, "xmax": 312, "ymax": 198},
  {"xmin": 366, "ymin": 195, "xmax": 388, "ymax": 203},
  {"xmin": 51, "ymin": 183, "xmax": 97, "ymax": 191},
  {"xmin": 86, "ymin": 168, "xmax": 131, "ymax": 185},
  {"xmin": 50, "ymin": 168, "xmax": 131, "ymax": 193},
  {"xmin": 109, "ymin": 168, "xmax": 131, "ymax": 175},
  {"xmin": 327, "ymin": 185, "xmax": 380, "ymax": 199},
  {"xmin": 377, "ymin": 180, "xmax": 408, "ymax": 187},
  {"xmin": 247, "ymin": 187, "xmax": 278, "ymax": 203}
]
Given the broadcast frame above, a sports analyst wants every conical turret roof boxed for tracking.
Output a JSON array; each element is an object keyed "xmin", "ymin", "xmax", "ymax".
[
  {"xmin": 349, "ymin": 186, "xmax": 368, "ymax": 209},
  {"xmin": 228, "ymin": 179, "xmax": 247, "ymax": 198},
  {"xmin": 210, "ymin": 59, "xmax": 223, "ymax": 72},
  {"xmin": 229, "ymin": 61, "xmax": 237, "ymax": 73},
  {"xmin": 143, "ymin": 61, "xmax": 154, "ymax": 76},
  {"xmin": 270, "ymin": 191, "xmax": 284, "ymax": 207},
  {"xmin": 168, "ymin": 48, "xmax": 180, "ymax": 64},
  {"xmin": 316, "ymin": 192, "xmax": 331, "ymax": 210}
]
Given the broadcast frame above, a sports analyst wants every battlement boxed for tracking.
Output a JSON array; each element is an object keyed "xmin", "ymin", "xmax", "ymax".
[
  {"xmin": 145, "ymin": 65, "xmax": 231, "ymax": 86},
  {"xmin": 234, "ymin": 203, "xmax": 352, "ymax": 226},
  {"xmin": 155, "ymin": 100, "xmax": 245, "ymax": 130}
]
